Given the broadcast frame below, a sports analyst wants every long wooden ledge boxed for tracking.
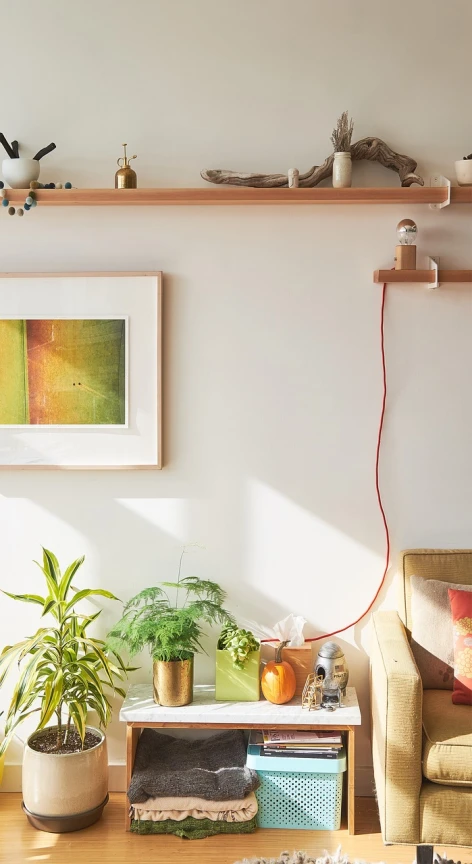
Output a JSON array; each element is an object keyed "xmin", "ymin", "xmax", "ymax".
[{"xmin": 3, "ymin": 186, "xmax": 471, "ymax": 206}]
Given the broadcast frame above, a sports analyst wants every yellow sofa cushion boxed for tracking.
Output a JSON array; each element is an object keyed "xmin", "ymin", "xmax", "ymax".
[
  {"xmin": 422, "ymin": 690, "xmax": 472, "ymax": 786},
  {"xmin": 420, "ymin": 781, "xmax": 472, "ymax": 846}
]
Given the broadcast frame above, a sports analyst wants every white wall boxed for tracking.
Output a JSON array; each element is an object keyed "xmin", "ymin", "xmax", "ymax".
[{"xmin": 1, "ymin": 0, "xmax": 472, "ymax": 794}]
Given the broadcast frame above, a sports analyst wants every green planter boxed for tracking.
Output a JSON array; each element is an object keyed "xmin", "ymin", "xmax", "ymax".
[{"xmin": 215, "ymin": 648, "xmax": 261, "ymax": 702}]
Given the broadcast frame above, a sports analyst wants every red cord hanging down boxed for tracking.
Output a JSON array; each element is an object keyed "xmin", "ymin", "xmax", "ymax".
[{"xmin": 261, "ymin": 282, "xmax": 391, "ymax": 645}]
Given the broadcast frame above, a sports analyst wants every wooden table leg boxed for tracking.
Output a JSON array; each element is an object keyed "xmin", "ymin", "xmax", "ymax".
[
  {"xmin": 125, "ymin": 724, "xmax": 141, "ymax": 831},
  {"xmin": 347, "ymin": 727, "xmax": 355, "ymax": 835}
]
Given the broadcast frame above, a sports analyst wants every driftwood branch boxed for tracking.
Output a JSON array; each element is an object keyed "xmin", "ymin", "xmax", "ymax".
[
  {"xmin": 0, "ymin": 133, "xmax": 15, "ymax": 159},
  {"xmin": 33, "ymin": 142, "xmax": 56, "ymax": 161},
  {"xmin": 0, "ymin": 136, "xmax": 57, "ymax": 161},
  {"xmin": 201, "ymin": 137, "xmax": 423, "ymax": 188}
]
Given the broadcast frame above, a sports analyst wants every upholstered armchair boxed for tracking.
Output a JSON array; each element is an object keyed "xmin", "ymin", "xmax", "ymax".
[{"xmin": 370, "ymin": 549, "xmax": 472, "ymax": 862}]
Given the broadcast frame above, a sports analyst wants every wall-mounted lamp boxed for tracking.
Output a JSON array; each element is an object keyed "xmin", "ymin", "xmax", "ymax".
[{"xmin": 395, "ymin": 219, "xmax": 418, "ymax": 271}]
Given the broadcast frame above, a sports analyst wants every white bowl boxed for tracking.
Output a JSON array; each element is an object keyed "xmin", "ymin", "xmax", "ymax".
[
  {"xmin": 455, "ymin": 159, "xmax": 472, "ymax": 186},
  {"xmin": 2, "ymin": 157, "xmax": 40, "ymax": 189}
]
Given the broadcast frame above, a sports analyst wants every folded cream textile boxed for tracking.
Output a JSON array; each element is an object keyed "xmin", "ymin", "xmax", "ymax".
[{"xmin": 131, "ymin": 791, "xmax": 258, "ymax": 823}]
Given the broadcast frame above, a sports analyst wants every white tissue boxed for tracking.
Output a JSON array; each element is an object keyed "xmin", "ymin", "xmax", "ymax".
[{"xmin": 272, "ymin": 613, "xmax": 307, "ymax": 647}]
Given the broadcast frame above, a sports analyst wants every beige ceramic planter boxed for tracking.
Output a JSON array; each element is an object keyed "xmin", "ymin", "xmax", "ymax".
[{"xmin": 22, "ymin": 726, "xmax": 108, "ymax": 830}]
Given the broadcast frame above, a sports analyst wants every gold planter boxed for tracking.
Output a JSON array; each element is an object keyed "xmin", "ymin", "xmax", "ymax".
[{"xmin": 153, "ymin": 657, "xmax": 194, "ymax": 706}]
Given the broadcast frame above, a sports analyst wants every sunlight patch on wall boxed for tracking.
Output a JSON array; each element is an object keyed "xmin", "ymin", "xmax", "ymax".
[
  {"xmin": 0, "ymin": 497, "xmax": 87, "ymax": 567},
  {"xmin": 243, "ymin": 479, "xmax": 388, "ymax": 645},
  {"xmin": 115, "ymin": 498, "xmax": 188, "ymax": 542}
]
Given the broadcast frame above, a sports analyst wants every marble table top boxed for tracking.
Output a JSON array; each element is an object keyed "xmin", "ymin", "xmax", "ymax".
[{"xmin": 120, "ymin": 684, "xmax": 361, "ymax": 726}]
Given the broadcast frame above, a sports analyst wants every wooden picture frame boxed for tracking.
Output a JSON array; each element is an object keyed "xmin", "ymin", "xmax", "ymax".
[{"xmin": 0, "ymin": 272, "xmax": 162, "ymax": 469}]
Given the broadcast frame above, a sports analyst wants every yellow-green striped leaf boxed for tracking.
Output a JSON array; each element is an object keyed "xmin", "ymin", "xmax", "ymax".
[
  {"xmin": 64, "ymin": 588, "xmax": 119, "ymax": 614},
  {"xmin": 42, "ymin": 548, "xmax": 61, "ymax": 584},
  {"xmin": 2, "ymin": 591, "xmax": 45, "ymax": 607},
  {"xmin": 68, "ymin": 701, "xmax": 87, "ymax": 742},
  {"xmin": 41, "ymin": 596, "xmax": 57, "ymax": 618},
  {"xmin": 58, "ymin": 556, "xmax": 85, "ymax": 601},
  {"xmin": 33, "ymin": 561, "xmax": 59, "ymax": 601},
  {"xmin": 0, "ymin": 644, "xmax": 24, "ymax": 686},
  {"xmin": 38, "ymin": 669, "xmax": 63, "ymax": 729}
]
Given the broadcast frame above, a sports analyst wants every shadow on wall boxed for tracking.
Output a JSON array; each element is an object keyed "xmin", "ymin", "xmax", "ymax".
[
  {"xmin": 4, "ymin": 252, "xmax": 470, "ymax": 770},
  {"xmin": 0, "ymin": 267, "xmax": 394, "ymax": 759}
]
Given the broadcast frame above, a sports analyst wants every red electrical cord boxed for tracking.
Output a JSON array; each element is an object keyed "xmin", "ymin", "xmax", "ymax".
[{"xmin": 261, "ymin": 282, "xmax": 391, "ymax": 644}]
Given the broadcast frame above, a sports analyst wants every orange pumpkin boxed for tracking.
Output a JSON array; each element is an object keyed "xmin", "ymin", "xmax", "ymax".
[{"xmin": 261, "ymin": 641, "xmax": 297, "ymax": 704}]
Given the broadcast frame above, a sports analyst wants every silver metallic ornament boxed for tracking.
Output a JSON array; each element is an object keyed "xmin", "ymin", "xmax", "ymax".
[
  {"xmin": 314, "ymin": 641, "xmax": 349, "ymax": 695},
  {"xmin": 320, "ymin": 680, "xmax": 342, "ymax": 711}
]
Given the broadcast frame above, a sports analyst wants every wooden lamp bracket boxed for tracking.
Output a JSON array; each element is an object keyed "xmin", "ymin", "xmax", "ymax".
[{"xmin": 372, "ymin": 255, "xmax": 472, "ymax": 288}]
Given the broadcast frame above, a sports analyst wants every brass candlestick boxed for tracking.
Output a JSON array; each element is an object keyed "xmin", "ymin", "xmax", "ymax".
[{"xmin": 115, "ymin": 144, "xmax": 137, "ymax": 189}]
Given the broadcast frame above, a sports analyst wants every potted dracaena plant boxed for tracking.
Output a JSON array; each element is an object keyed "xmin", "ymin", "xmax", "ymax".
[
  {"xmin": 215, "ymin": 625, "xmax": 261, "ymax": 702},
  {"xmin": 107, "ymin": 548, "xmax": 234, "ymax": 707},
  {"xmin": 0, "ymin": 548, "xmax": 132, "ymax": 833}
]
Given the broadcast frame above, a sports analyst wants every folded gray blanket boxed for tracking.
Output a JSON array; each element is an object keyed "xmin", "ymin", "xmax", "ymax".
[{"xmin": 128, "ymin": 729, "xmax": 259, "ymax": 804}]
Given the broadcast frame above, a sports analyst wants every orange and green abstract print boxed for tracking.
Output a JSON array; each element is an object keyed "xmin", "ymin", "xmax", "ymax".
[{"xmin": 0, "ymin": 318, "xmax": 127, "ymax": 426}]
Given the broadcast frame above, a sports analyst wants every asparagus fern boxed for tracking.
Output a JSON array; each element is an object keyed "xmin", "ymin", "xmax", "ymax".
[{"xmin": 107, "ymin": 550, "xmax": 234, "ymax": 662}]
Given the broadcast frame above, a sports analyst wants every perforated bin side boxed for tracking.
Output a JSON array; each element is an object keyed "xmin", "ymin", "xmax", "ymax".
[{"xmin": 255, "ymin": 769, "xmax": 343, "ymax": 830}]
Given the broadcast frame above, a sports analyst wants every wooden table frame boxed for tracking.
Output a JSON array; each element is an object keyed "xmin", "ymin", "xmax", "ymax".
[{"xmin": 125, "ymin": 720, "xmax": 356, "ymax": 835}]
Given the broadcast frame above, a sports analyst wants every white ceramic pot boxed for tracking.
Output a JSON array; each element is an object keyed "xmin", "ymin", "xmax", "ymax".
[
  {"xmin": 455, "ymin": 159, "xmax": 472, "ymax": 186},
  {"xmin": 2, "ymin": 158, "xmax": 40, "ymax": 189},
  {"xmin": 332, "ymin": 151, "xmax": 352, "ymax": 188},
  {"xmin": 22, "ymin": 726, "xmax": 108, "ymax": 823}
]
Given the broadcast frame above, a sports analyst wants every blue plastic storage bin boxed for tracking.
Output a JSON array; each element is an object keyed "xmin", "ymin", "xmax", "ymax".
[{"xmin": 247, "ymin": 737, "xmax": 346, "ymax": 830}]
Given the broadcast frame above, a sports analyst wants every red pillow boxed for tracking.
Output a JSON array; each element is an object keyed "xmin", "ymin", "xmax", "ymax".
[{"xmin": 448, "ymin": 588, "xmax": 472, "ymax": 705}]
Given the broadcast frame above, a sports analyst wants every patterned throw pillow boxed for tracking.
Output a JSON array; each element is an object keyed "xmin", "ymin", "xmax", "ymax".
[
  {"xmin": 448, "ymin": 587, "xmax": 472, "ymax": 705},
  {"xmin": 410, "ymin": 577, "xmax": 472, "ymax": 689}
]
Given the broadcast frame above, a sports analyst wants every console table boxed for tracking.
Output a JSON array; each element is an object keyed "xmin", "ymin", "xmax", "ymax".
[{"xmin": 120, "ymin": 684, "xmax": 361, "ymax": 835}]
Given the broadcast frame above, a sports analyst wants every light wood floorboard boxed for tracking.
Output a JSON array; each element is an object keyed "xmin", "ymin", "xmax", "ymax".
[{"xmin": 0, "ymin": 793, "xmax": 469, "ymax": 864}]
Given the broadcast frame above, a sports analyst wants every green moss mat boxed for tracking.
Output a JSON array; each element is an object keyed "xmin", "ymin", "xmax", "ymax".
[{"xmin": 130, "ymin": 815, "xmax": 258, "ymax": 839}]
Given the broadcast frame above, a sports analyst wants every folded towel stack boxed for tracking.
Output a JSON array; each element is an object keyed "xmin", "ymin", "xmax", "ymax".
[
  {"xmin": 131, "ymin": 815, "xmax": 258, "ymax": 840},
  {"xmin": 128, "ymin": 729, "xmax": 260, "ymax": 839},
  {"xmin": 132, "ymin": 791, "xmax": 259, "ymax": 822}
]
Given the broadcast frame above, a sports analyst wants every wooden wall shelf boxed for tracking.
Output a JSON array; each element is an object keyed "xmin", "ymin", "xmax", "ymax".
[
  {"xmin": 3, "ymin": 186, "xmax": 472, "ymax": 206},
  {"xmin": 374, "ymin": 269, "xmax": 472, "ymax": 284}
]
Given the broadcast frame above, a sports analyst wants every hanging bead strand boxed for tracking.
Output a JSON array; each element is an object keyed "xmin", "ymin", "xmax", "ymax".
[{"xmin": 0, "ymin": 179, "xmax": 74, "ymax": 216}]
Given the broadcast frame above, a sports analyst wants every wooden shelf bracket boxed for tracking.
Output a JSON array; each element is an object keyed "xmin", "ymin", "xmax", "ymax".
[{"xmin": 429, "ymin": 175, "xmax": 451, "ymax": 210}]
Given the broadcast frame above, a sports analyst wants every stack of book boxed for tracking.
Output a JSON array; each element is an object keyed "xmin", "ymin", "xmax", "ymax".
[{"xmin": 261, "ymin": 730, "xmax": 343, "ymax": 759}]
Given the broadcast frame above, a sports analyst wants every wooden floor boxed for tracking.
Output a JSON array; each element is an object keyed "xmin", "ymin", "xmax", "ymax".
[{"xmin": 0, "ymin": 794, "xmax": 470, "ymax": 864}]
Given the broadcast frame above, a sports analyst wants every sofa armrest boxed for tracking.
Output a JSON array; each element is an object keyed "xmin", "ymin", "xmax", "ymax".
[{"xmin": 370, "ymin": 610, "xmax": 423, "ymax": 844}]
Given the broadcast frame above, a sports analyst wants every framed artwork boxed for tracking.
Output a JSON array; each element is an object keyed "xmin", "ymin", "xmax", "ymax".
[{"xmin": 0, "ymin": 272, "xmax": 162, "ymax": 469}]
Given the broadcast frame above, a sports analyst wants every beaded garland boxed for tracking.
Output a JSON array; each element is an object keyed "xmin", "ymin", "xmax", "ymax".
[{"xmin": 0, "ymin": 179, "xmax": 73, "ymax": 216}]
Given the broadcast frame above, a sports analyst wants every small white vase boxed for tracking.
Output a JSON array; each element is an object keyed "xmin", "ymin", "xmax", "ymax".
[
  {"xmin": 332, "ymin": 152, "xmax": 352, "ymax": 188},
  {"xmin": 455, "ymin": 160, "xmax": 472, "ymax": 186},
  {"xmin": 2, "ymin": 158, "xmax": 40, "ymax": 189}
]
